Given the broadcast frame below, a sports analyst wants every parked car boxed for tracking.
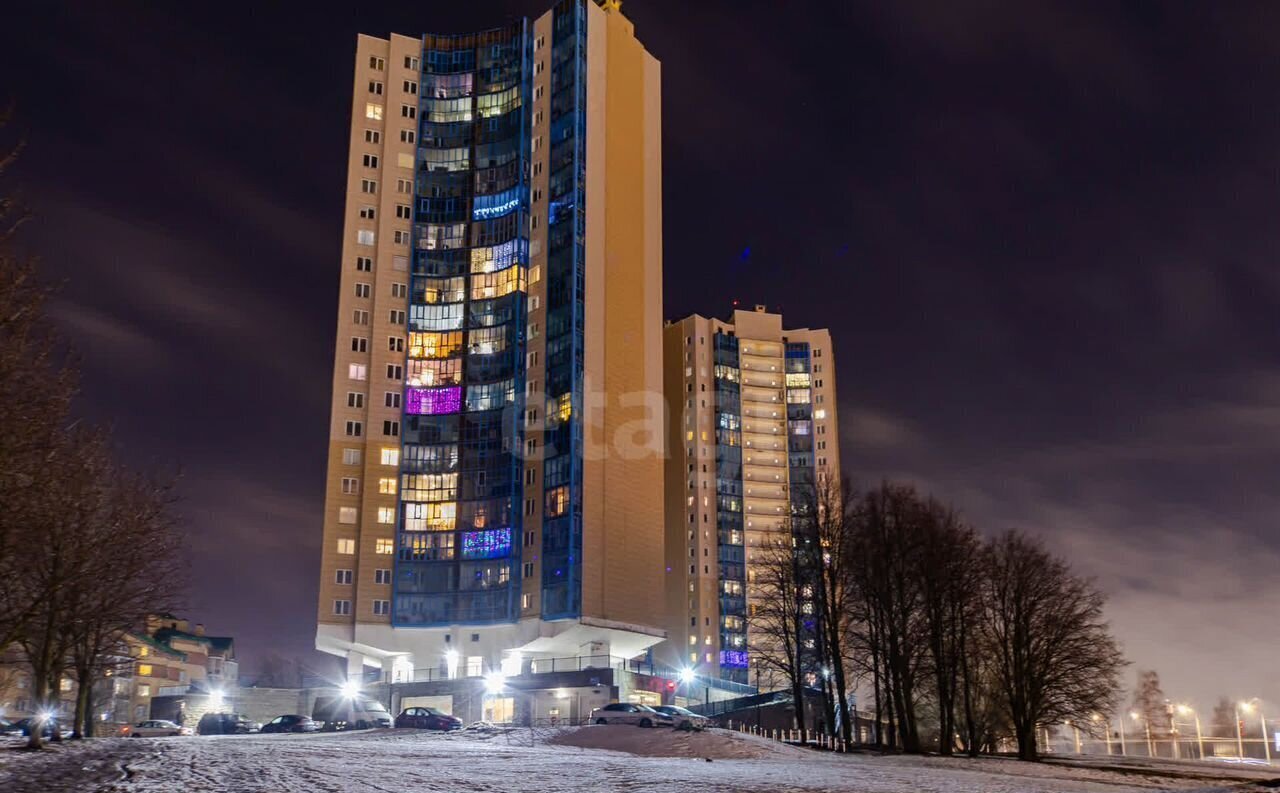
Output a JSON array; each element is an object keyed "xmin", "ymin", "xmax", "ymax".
[
  {"xmin": 7, "ymin": 717, "xmax": 68, "ymax": 738},
  {"xmin": 589, "ymin": 703, "xmax": 673, "ymax": 728},
  {"xmin": 651, "ymin": 705, "xmax": 709, "ymax": 731},
  {"xmin": 313, "ymin": 696, "xmax": 392, "ymax": 730},
  {"xmin": 197, "ymin": 712, "xmax": 254, "ymax": 735},
  {"xmin": 260, "ymin": 714, "xmax": 319, "ymax": 734},
  {"xmin": 394, "ymin": 706, "xmax": 463, "ymax": 731},
  {"xmin": 124, "ymin": 719, "xmax": 191, "ymax": 738}
]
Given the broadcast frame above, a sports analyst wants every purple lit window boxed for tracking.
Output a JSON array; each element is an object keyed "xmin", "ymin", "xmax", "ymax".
[
  {"xmin": 719, "ymin": 650, "xmax": 749, "ymax": 668},
  {"xmin": 461, "ymin": 528, "xmax": 512, "ymax": 559},
  {"xmin": 406, "ymin": 386, "xmax": 462, "ymax": 415}
]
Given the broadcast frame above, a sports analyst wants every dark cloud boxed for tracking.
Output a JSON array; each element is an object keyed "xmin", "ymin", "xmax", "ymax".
[{"xmin": 3, "ymin": 0, "xmax": 1278, "ymax": 706}]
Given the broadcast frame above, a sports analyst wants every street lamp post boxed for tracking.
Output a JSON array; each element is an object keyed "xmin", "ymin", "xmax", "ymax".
[
  {"xmin": 1118, "ymin": 713, "xmax": 1127, "ymax": 756},
  {"xmin": 1177, "ymin": 705, "xmax": 1203, "ymax": 761}
]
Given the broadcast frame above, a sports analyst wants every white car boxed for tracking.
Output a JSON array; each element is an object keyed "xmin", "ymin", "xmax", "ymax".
[
  {"xmin": 124, "ymin": 719, "xmax": 191, "ymax": 737},
  {"xmin": 652, "ymin": 705, "xmax": 710, "ymax": 730},
  {"xmin": 589, "ymin": 703, "xmax": 673, "ymax": 728}
]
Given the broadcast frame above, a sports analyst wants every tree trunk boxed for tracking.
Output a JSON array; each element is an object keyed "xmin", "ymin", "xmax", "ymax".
[
  {"xmin": 1015, "ymin": 719, "xmax": 1038, "ymax": 761},
  {"xmin": 72, "ymin": 666, "xmax": 91, "ymax": 739}
]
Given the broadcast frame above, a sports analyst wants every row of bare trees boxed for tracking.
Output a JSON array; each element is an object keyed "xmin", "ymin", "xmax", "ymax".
[
  {"xmin": 1, "ymin": 113, "xmax": 186, "ymax": 748},
  {"xmin": 751, "ymin": 479, "xmax": 1126, "ymax": 761}
]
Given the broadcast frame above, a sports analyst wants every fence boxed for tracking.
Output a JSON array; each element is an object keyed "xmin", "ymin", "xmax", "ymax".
[{"xmin": 1039, "ymin": 723, "xmax": 1276, "ymax": 764}]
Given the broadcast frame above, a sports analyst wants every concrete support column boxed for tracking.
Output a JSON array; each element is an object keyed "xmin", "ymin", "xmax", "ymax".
[{"xmin": 346, "ymin": 651, "xmax": 365, "ymax": 681}]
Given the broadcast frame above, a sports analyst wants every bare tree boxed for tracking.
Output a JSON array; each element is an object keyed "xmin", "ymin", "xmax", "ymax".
[
  {"xmin": 748, "ymin": 534, "xmax": 810, "ymax": 742},
  {"xmin": 20, "ymin": 428, "xmax": 113, "ymax": 748},
  {"xmin": 849, "ymin": 482, "xmax": 931, "ymax": 753},
  {"xmin": 980, "ymin": 530, "xmax": 1125, "ymax": 761},
  {"xmin": 917, "ymin": 501, "xmax": 981, "ymax": 755},
  {"xmin": 65, "ymin": 467, "xmax": 185, "ymax": 738},
  {"xmin": 802, "ymin": 475, "xmax": 857, "ymax": 747}
]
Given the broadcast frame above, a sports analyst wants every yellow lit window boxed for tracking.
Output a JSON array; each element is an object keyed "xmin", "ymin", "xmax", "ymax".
[
  {"xmin": 544, "ymin": 486, "xmax": 569, "ymax": 518},
  {"xmin": 375, "ymin": 538, "xmax": 394, "ymax": 554},
  {"xmin": 365, "ymin": 103, "xmax": 383, "ymax": 120},
  {"xmin": 407, "ymin": 358, "xmax": 462, "ymax": 386},
  {"xmin": 785, "ymin": 373, "xmax": 811, "ymax": 388},
  {"xmin": 528, "ymin": 265, "xmax": 541, "ymax": 284},
  {"xmin": 401, "ymin": 472, "xmax": 458, "ymax": 502},
  {"xmin": 469, "ymin": 266, "xmax": 524, "ymax": 300},
  {"xmin": 377, "ymin": 507, "xmax": 396, "ymax": 524},
  {"xmin": 378, "ymin": 477, "xmax": 397, "ymax": 495},
  {"xmin": 555, "ymin": 392, "xmax": 571, "ymax": 423},
  {"xmin": 685, "ymin": 431, "xmax": 693, "ymax": 441},
  {"xmin": 381, "ymin": 448, "xmax": 400, "ymax": 466},
  {"xmin": 403, "ymin": 502, "xmax": 456, "ymax": 531},
  {"xmin": 689, "ymin": 636, "xmax": 697, "ymax": 645},
  {"xmin": 409, "ymin": 331, "xmax": 463, "ymax": 360},
  {"xmin": 137, "ymin": 664, "xmax": 153, "ymax": 677},
  {"xmin": 813, "ymin": 409, "xmax": 826, "ymax": 420},
  {"xmin": 420, "ymin": 276, "xmax": 465, "ymax": 304},
  {"xmin": 138, "ymin": 646, "xmax": 149, "ymax": 658}
]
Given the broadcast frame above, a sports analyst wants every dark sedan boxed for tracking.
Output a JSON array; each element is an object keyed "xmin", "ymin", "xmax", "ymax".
[
  {"xmin": 394, "ymin": 706, "xmax": 463, "ymax": 731},
  {"xmin": 259, "ymin": 714, "xmax": 319, "ymax": 734}
]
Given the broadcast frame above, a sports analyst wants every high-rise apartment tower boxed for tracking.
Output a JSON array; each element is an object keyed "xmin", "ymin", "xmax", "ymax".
[
  {"xmin": 317, "ymin": 0, "xmax": 664, "ymax": 682},
  {"xmin": 661, "ymin": 307, "xmax": 840, "ymax": 684}
]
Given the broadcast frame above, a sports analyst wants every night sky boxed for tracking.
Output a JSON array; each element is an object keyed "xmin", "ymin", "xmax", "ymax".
[{"xmin": 5, "ymin": 2, "xmax": 1278, "ymax": 708}]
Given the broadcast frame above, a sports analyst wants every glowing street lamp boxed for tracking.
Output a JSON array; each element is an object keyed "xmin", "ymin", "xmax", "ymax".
[
  {"xmin": 340, "ymin": 679, "xmax": 361, "ymax": 699},
  {"xmin": 484, "ymin": 671, "xmax": 506, "ymax": 695},
  {"xmin": 677, "ymin": 668, "xmax": 695, "ymax": 686},
  {"xmin": 1237, "ymin": 699, "xmax": 1270, "ymax": 764},
  {"xmin": 1176, "ymin": 705, "xmax": 1204, "ymax": 760}
]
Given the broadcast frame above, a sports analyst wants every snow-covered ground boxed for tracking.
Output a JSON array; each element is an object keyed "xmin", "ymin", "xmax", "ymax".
[{"xmin": 2, "ymin": 726, "xmax": 1277, "ymax": 792}]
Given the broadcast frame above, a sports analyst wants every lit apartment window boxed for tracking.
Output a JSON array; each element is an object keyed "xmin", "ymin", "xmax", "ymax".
[
  {"xmin": 137, "ymin": 664, "xmax": 153, "ymax": 677},
  {"xmin": 136, "ymin": 684, "xmax": 150, "ymax": 697},
  {"xmin": 521, "ymin": 593, "xmax": 531, "ymax": 609},
  {"xmin": 381, "ymin": 448, "xmax": 400, "ymax": 466},
  {"xmin": 375, "ymin": 538, "xmax": 394, "ymax": 554},
  {"xmin": 528, "ymin": 265, "xmax": 540, "ymax": 284},
  {"xmin": 378, "ymin": 477, "xmax": 397, "ymax": 495},
  {"xmin": 341, "ymin": 477, "xmax": 359, "ymax": 494},
  {"xmin": 377, "ymin": 507, "xmax": 395, "ymax": 524},
  {"xmin": 357, "ymin": 230, "xmax": 375, "ymax": 246},
  {"xmin": 375, "ymin": 569, "xmax": 392, "ymax": 584},
  {"xmin": 688, "ymin": 636, "xmax": 696, "ymax": 646},
  {"xmin": 335, "ymin": 569, "xmax": 353, "ymax": 585},
  {"xmin": 373, "ymin": 600, "xmax": 391, "ymax": 615},
  {"xmin": 365, "ymin": 103, "xmax": 383, "ymax": 120},
  {"xmin": 348, "ymin": 363, "xmax": 367, "ymax": 381},
  {"xmin": 338, "ymin": 508, "xmax": 358, "ymax": 525},
  {"xmin": 342, "ymin": 448, "xmax": 361, "ymax": 465},
  {"xmin": 336, "ymin": 538, "xmax": 356, "ymax": 554},
  {"xmin": 333, "ymin": 600, "xmax": 352, "ymax": 616}
]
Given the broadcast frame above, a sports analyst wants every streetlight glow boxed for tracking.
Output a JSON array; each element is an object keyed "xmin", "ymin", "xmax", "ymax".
[
  {"xmin": 484, "ymin": 671, "xmax": 506, "ymax": 695},
  {"xmin": 341, "ymin": 679, "xmax": 360, "ymax": 698},
  {"xmin": 678, "ymin": 668, "xmax": 695, "ymax": 685}
]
